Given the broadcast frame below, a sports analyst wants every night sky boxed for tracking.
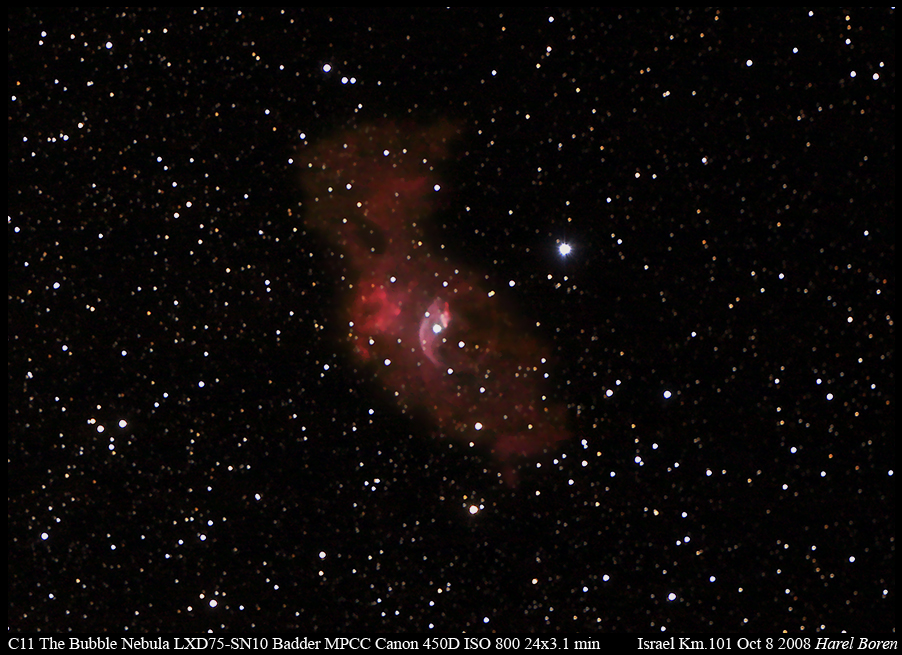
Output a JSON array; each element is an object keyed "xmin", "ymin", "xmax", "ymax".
[{"xmin": 8, "ymin": 8, "xmax": 895, "ymax": 633}]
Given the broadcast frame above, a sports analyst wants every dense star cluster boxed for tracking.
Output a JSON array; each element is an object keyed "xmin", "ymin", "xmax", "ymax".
[{"xmin": 8, "ymin": 8, "xmax": 894, "ymax": 632}]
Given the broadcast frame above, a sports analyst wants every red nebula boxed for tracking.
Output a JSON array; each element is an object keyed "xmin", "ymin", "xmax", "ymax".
[{"xmin": 300, "ymin": 120, "xmax": 570, "ymax": 483}]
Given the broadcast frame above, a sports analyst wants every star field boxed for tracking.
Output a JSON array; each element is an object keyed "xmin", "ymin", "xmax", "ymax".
[{"xmin": 8, "ymin": 8, "xmax": 894, "ymax": 632}]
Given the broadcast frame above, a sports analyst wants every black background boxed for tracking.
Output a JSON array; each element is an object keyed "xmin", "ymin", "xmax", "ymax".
[{"xmin": 8, "ymin": 8, "xmax": 894, "ymax": 632}]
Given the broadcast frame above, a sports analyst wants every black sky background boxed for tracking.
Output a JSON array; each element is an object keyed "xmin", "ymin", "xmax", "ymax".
[{"xmin": 8, "ymin": 8, "xmax": 894, "ymax": 633}]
